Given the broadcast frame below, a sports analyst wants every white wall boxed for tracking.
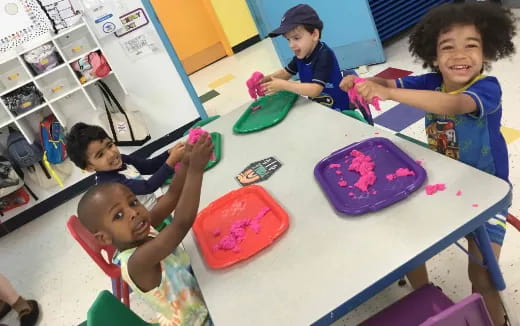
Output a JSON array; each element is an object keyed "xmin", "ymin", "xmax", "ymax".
[{"xmin": 81, "ymin": 0, "xmax": 200, "ymax": 141}]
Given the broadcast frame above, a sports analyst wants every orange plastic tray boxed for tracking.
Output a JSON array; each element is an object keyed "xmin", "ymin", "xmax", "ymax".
[{"xmin": 193, "ymin": 185, "xmax": 289, "ymax": 269}]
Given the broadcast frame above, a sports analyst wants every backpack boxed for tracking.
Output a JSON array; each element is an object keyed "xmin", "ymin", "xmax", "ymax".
[
  {"xmin": 40, "ymin": 115, "xmax": 67, "ymax": 165},
  {"xmin": 0, "ymin": 155, "xmax": 24, "ymax": 199},
  {"xmin": 7, "ymin": 128, "xmax": 43, "ymax": 168}
]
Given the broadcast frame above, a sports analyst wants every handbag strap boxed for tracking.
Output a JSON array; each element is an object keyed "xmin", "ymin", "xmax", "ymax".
[
  {"xmin": 96, "ymin": 80, "xmax": 136, "ymax": 142},
  {"xmin": 97, "ymin": 84, "xmax": 119, "ymax": 143}
]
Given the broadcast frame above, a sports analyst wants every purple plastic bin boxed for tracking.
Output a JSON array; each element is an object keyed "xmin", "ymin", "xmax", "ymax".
[
  {"xmin": 421, "ymin": 293, "xmax": 493, "ymax": 326},
  {"xmin": 360, "ymin": 284, "xmax": 454, "ymax": 326},
  {"xmin": 314, "ymin": 137, "xmax": 426, "ymax": 215}
]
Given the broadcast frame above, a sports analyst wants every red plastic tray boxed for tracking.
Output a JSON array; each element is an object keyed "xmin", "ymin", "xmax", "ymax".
[{"xmin": 193, "ymin": 185, "xmax": 289, "ymax": 269}]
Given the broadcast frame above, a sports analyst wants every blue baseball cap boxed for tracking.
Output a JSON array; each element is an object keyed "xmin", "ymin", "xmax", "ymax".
[{"xmin": 268, "ymin": 4, "xmax": 323, "ymax": 38}]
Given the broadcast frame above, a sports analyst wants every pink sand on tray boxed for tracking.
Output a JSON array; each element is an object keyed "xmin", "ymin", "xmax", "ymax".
[
  {"xmin": 213, "ymin": 207, "xmax": 271, "ymax": 253},
  {"xmin": 386, "ymin": 168, "xmax": 415, "ymax": 181},
  {"xmin": 348, "ymin": 150, "xmax": 377, "ymax": 192},
  {"xmin": 425, "ymin": 183, "xmax": 447, "ymax": 195}
]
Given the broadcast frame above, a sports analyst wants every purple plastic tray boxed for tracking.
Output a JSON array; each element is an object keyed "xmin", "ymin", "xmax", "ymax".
[{"xmin": 314, "ymin": 137, "xmax": 426, "ymax": 215}]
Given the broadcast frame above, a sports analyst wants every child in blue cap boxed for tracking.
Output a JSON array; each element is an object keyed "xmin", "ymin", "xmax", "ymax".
[{"xmin": 259, "ymin": 4, "xmax": 369, "ymax": 123}]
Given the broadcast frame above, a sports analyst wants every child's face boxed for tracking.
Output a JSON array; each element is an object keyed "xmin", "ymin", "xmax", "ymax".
[
  {"xmin": 435, "ymin": 24, "xmax": 484, "ymax": 90},
  {"xmin": 85, "ymin": 138, "xmax": 123, "ymax": 172},
  {"xmin": 284, "ymin": 25, "xmax": 319, "ymax": 59},
  {"xmin": 94, "ymin": 185, "xmax": 151, "ymax": 248}
]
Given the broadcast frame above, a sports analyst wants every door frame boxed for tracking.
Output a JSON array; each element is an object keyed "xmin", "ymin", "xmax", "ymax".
[{"xmin": 142, "ymin": 0, "xmax": 208, "ymax": 119}]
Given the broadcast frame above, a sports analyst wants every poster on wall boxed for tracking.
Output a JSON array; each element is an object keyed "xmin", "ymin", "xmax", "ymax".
[
  {"xmin": 119, "ymin": 29, "xmax": 159, "ymax": 61},
  {"xmin": 0, "ymin": 0, "xmax": 53, "ymax": 54},
  {"xmin": 83, "ymin": 0, "xmax": 123, "ymax": 38},
  {"xmin": 38, "ymin": 0, "xmax": 82, "ymax": 32},
  {"xmin": 115, "ymin": 8, "xmax": 148, "ymax": 38}
]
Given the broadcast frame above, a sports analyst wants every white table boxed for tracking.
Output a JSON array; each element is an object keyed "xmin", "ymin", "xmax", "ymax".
[{"xmin": 183, "ymin": 98, "xmax": 512, "ymax": 325}]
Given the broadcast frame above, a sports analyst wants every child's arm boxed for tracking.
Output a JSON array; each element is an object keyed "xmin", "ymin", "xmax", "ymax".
[
  {"xmin": 126, "ymin": 142, "xmax": 184, "ymax": 174},
  {"xmin": 121, "ymin": 145, "xmax": 185, "ymax": 195},
  {"xmin": 263, "ymin": 79, "xmax": 324, "ymax": 97},
  {"xmin": 261, "ymin": 68, "xmax": 292, "ymax": 82},
  {"xmin": 356, "ymin": 80, "xmax": 477, "ymax": 116},
  {"xmin": 148, "ymin": 161, "xmax": 189, "ymax": 228},
  {"xmin": 339, "ymin": 74, "xmax": 397, "ymax": 92},
  {"xmin": 126, "ymin": 135, "xmax": 213, "ymax": 291}
]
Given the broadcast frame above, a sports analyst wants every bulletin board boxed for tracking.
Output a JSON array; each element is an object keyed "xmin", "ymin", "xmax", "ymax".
[{"xmin": 0, "ymin": 0, "xmax": 52, "ymax": 54}]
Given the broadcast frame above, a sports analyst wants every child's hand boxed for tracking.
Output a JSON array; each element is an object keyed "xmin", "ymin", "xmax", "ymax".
[
  {"xmin": 260, "ymin": 74, "xmax": 272, "ymax": 84},
  {"xmin": 189, "ymin": 134, "xmax": 214, "ymax": 171},
  {"xmin": 261, "ymin": 77, "xmax": 286, "ymax": 95},
  {"xmin": 168, "ymin": 142, "xmax": 185, "ymax": 160},
  {"xmin": 166, "ymin": 142, "xmax": 185, "ymax": 167},
  {"xmin": 356, "ymin": 80, "xmax": 391, "ymax": 101},
  {"xmin": 339, "ymin": 75, "xmax": 357, "ymax": 92}
]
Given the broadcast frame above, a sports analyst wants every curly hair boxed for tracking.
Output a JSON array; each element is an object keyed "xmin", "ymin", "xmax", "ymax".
[
  {"xmin": 65, "ymin": 122, "xmax": 110, "ymax": 170},
  {"xmin": 409, "ymin": 2, "xmax": 516, "ymax": 71}
]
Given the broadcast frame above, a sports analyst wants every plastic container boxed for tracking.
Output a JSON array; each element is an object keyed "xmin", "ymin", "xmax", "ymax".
[
  {"xmin": 360, "ymin": 284, "xmax": 454, "ymax": 326},
  {"xmin": 314, "ymin": 137, "xmax": 426, "ymax": 215},
  {"xmin": 233, "ymin": 91, "xmax": 298, "ymax": 134},
  {"xmin": 361, "ymin": 284, "xmax": 493, "ymax": 326},
  {"xmin": 193, "ymin": 185, "xmax": 289, "ymax": 269}
]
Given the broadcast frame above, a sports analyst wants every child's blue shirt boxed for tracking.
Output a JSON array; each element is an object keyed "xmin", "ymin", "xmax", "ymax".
[
  {"xmin": 396, "ymin": 73, "xmax": 509, "ymax": 181},
  {"xmin": 285, "ymin": 41, "xmax": 350, "ymax": 112}
]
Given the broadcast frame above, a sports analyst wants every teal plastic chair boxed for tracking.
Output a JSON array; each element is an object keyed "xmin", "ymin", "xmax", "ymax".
[
  {"xmin": 87, "ymin": 290, "xmax": 159, "ymax": 326},
  {"xmin": 341, "ymin": 109, "xmax": 368, "ymax": 123}
]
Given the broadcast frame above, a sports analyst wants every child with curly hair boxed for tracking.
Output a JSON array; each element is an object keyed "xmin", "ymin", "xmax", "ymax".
[{"xmin": 340, "ymin": 2, "xmax": 515, "ymax": 325}]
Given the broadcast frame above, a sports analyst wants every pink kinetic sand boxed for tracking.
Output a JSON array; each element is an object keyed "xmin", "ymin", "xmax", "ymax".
[
  {"xmin": 425, "ymin": 183, "xmax": 447, "ymax": 195},
  {"xmin": 338, "ymin": 180, "xmax": 348, "ymax": 187},
  {"xmin": 336, "ymin": 170, "xmax": 342, "ymax": 175},
  {"xmin": 347, "ymin": 78, "xmax": 382, "ymax": 118},
  {"xmin": 472, "ymin": 203, "xmax": 479, "ymax": 208},
  {"xmin": 329, "ymin": 163, "xmax": 341, "ymax": 169},
  {"xmin": 214, "ymin": 207, "xmax": 271, "ymax": 252},
  {"xmin": 175, "ymin": 127, "xmax": 215, "ymax": 172},
  {"xmin": 456, "ymin": 190, "xmax": 463, "ymax": 196},
  {"xmin": 347, "ymin": 150, "xmax": 376, "ymax": 192},
  {"xmin": 246, "ymin": 72, "xmax": 266, "ymax": 99}
]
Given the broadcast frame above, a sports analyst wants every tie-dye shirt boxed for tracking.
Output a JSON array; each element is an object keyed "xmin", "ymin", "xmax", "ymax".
[{"xmin": 114, "ymin": 229, "xmax": 210, "ymax": 326}]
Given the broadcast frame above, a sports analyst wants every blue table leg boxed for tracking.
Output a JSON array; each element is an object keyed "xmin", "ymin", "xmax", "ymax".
[{"xmin": 474, "ymin": 225, "xmax": 506, "ymax": 291}]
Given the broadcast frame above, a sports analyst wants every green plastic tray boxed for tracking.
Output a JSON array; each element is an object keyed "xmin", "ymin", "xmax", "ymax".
[
  {"xmin": 164, "ymin": 132, "xmax": 222, "ymax": 185},
  {"xmin": 233, "ymin": 91, "xmax": 298, "ymax": 133},
  {"xmin": 183, "ymin": 115, "xmax": 221, "ymax": 136}
]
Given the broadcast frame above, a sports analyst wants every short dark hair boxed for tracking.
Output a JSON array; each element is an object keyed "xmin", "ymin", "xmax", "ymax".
[
  {"xmin": 409, "ymin": 2, "xmax": 516, "ymax": 71},
  {"xmin": 78, "ymin": 182, "xmax": 126, "ymax": 233},
  {"xmin": 301, "ymin": 24, "xmax": 322, "ymax": 39},
  {"xmin": 65, "ymin": 123, "xmax": 110, "ymax": 169}
]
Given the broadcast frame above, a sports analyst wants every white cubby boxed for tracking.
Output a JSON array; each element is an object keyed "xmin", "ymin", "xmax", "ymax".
[
  {"xmin": 0, "ymin": 17, "xmax": 127, "ymax": 221},
  {"xmin": 34, "ymin": 65, "xmax": 80, "ymax": 101},
  {"xmin": 0, "ymin": 57, "xmax": 31, "ymax": 94},
  {"xmin": 55, "ymin": 24, "xmax": 98, "ymax": 62},
  {"xmin": 0, "ymin": 17, "xmax": 126, "ymax": 145}
]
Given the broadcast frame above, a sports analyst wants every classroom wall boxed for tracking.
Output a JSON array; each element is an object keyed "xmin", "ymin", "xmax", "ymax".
[
  {"xmin": 211, "ymin": 0, "xmax": 258, "ymax": 47},
  {"xmin": 81, "ymin": 0, "xmax": 200, "ymax": 141}
]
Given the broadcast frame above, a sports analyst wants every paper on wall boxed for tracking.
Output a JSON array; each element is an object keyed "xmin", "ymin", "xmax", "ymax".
[{"xmin": 82, "ymin": 0, "xmax": 123, "ymax": 38}]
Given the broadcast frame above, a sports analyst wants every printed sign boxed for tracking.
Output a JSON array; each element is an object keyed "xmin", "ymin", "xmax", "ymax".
[
  {"xmin": 115, "ymin": 8, "xmax": 149, "ymax": 37},
  {"xmin": 236, "ymin": 157, "xmax": 282, "ymax": 186}
]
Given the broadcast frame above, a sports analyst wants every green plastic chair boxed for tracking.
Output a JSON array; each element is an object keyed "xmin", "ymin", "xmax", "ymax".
[
  {"xmin": 87, "ymin": 290, "xmax": 159, "ymax": 326},
  {"xmin": 395, "ymin": 132, "xmax": 429, "ymax": 148},
  {"xmin": 341, "ymin": 109, "xmax": 368, "ymax": 123}
]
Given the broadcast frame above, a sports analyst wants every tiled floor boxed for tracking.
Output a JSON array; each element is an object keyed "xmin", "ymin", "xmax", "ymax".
[{"xmin": 2, "ymin": 10, "xmax": 520, "ymax": 325}]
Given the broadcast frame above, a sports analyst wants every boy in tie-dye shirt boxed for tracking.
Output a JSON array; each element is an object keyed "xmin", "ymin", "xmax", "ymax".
[{"xmin": 78, "ymin": 135, "xmax": 214, "ymax": 325}]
